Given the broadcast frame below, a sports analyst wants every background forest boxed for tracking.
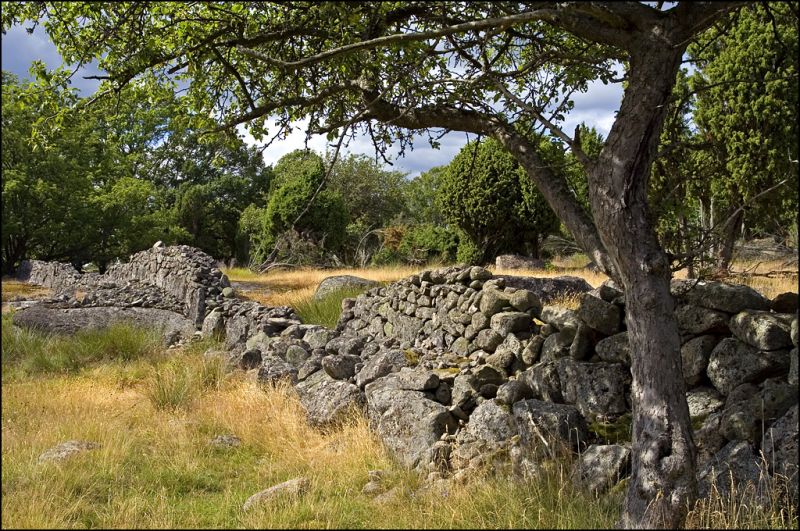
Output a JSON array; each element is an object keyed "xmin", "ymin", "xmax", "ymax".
[{"xmin": 2, "ymin": 3, "xmax": 797, "ymax": 275}]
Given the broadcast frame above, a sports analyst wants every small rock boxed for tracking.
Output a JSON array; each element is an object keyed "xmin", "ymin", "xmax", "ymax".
[
  {"xmin": 242, "ymin": 477, "xmax": 309, "ymax": 511},
  {"xmin": 38, "ymin": 440, "xmax": 100, "ymax": 463}
]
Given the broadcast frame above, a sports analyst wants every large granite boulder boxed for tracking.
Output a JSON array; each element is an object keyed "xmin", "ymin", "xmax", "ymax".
[
  {"xmin": 557, "ymin": 359, "xmax": 630, "ymax": 420},
  {"xmin": 761, "ymin": 404, "xmax": 798, "ymax": 504},
  {"xmin": 495, "ymin": 254, "xmax": 545, "ymax": 270},
  {"xmin": 729, "ymin": 310, "xmax": 793, "ymax": 350},
  {"xmin": 706, "ymin": 338, "xmax": 790, "ymax": 395},
  {"xmin": 513, "ymin": 399, "xmax": 589, "ymax": 454},
  {"xmin": 697, "ymin": 441, "xmax": 763, "ymax": 499},
  {"xmin": 573, "ymin": 444, "xmax": 631, "ymax": 495},
  {"xmin": 672, "ymin": 279, "xmax": 770, "ymax": 314}
]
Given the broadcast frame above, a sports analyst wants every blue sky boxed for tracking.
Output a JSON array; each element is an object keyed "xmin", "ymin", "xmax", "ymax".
[{"xmin": 2, "ymin": 22, "xmax": 624, "ymax": 177}]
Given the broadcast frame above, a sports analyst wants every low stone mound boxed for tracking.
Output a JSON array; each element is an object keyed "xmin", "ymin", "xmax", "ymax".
[{"xmin": 499, "ymin": 275, "xmax": 593, "ymax": 303}]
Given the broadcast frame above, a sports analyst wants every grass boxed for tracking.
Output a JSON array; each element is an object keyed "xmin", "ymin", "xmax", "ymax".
[
  {"xmin": 0, "ymin": 279, "xmax": 52, "ymax": 302},
  {"xmin": 2, "ymin": 317, "xmax": 622, "ymax": 529},
  {"xmin": 2, "ymin": 305, "xmax": 797, "ymax": 528}
]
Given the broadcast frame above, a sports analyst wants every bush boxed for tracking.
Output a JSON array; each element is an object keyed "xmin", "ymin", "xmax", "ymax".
[{"xmin": 146, "ymin": 360, "xmax": 198, "ymax": 411}]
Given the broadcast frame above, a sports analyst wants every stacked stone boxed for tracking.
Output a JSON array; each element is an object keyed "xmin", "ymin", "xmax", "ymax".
[
  {"xmin": 105, "ymin": 243, "xmax": 230, "ymax": 325},
  {"xmin": 36, "ymin": 278, "xmax": 185, "ymax": 314},
  {"xmin": 234, "ymin": 266, "xmax": 797, "ymax": 503},
  {"xmin": 16, "ymin": 259, "xmax": 84, "ymax": 292}
]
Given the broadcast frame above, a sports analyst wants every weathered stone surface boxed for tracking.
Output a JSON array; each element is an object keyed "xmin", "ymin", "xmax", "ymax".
[
  {"xmin": 790, "ymin": 348, "xmax": 798, "ymax": 386},
  {"xmin": 675, "ymin": 304, "xmax": 729, "ymax": 335},
  {"xmin": 500, "ymin": 275, "xmax": 592, "ymax": 305},
  {"xmin": 474, "ymin": 328, "xmax": 504, "ymax": 353},
  {"xmin": 201, "ymin": 309, "xmax": 226, "ymax": 339},
  {"xmin": 540, "ymin": 306, "xmax": 581, "ymax": 331},
  {"xmin": 464, "ymin": 399, "xmax": 518, "ymax": 443},
  {"xmin": 314, "ymin": 275, "xmax": 379, "ymax": 301},
  {"xmin": 770, "ymin": 292, "xmax": 799, "ymax": 314},
  {"xmin": 569, "ymin": 324, "xmax": 595, "ymax": 361},
  {"xmin": 509, "ymin": 289, "xmax": 542, "ymax": 314},
  {"xmin": 490, "ymin": 312, "xmax": 534, "ymax": 336},
  {"xmin": 519, "ymin": 362, "xmax": 562, "ymax": 402},
  {"xmin": 38, "ymin": 440, "xmax": 100, "ymax": 463},
  {"xmin": 686, "ymin": 386, "xmax": 724, "ymax": 420},
  {"xmin": 792, "ymin": 317, "xmax": 798, "ymax": 347},
  {"xmin": 576, "ymin": 293, "xmax": 621, "ymax": 336},
  {"xmin": 694, "ymin": 411, "xmax": 726, "ymax": 469},
  {"xmin": 479, "ymin": 288, "xmax": 511, "ymax": 317},
  {"xmin": 365, "ymin": 378, "xmax": 457, "ymax": 468},
  {"xmin": 720, "ymin": 379, "xmax": 797, "ymax": 442},
  {"xmin": 495, "ymin": 254, "xmax": 545, "ymax": 270},
  {"xmin": 243, "ymin": 477, "xmax": 309, "ymax": 511},
  {"xmin": 672, "ymin": 279, "xmax": 770, "ymax": 314},
  {"xmin": 513, "ymin": 399, "xmax": 589, "ymax": 452},
  {"xmin": 681, "ymin": 335, "xmax": 718, "ymax": 387},
  {"xmin": 729, "ymin": 310, "xmax": 793, "ymax": 350},
  {"xmin": 210, "ymin": 434, "xmax": 241, "ymax": 448},
  {"xmin": 257, "ymin": 356, "xmax": 298, "ymax": 385},
  {"xmin": 296, "ymin": 370, "xmax": 365, "ymax": 426},
  {"xmin": 697, "ymin": 441, "xmax": 762, "ymax": 500},
  {"xmin": 496, "ymin": 380, "xmax": 534, "ymax": 406},
  {"xmin": 383, "ymin": 368, "xmax": 440, "ymax": 391},
  {"xmin": 761, "ymin": 404, "xmax": 798, "ymax": 502},
  {"xmin": 557, "ymin": 359, "xmax": 630, "ymax": 420},
  {"xmin": 303, "ymin": 327, "xmax": 337, "ymax": 350},
  {"xmin": 540, "ymin": 333, "xmax": 571, "ymax": 362},
  {"xmin": 355, "ymin": 349, "xmax": 409, "ymax": 388},
  {"xmin": 574, "ymin": 444, "xmax": 631, "ymax": 494},
  {"xmin": 322, "ymin": 354, "xmax": 361, "ymax": 380},
  {"xmin": 595, "ymin": 332, "xmax": 630, "ymax": 365},
  {"xmin": 707, "ymin": 338, "xmax": 790, "ymax": 395},
  {"xmin": 13, "ymin": 305, "xmax": 195, "ymax": 338}
]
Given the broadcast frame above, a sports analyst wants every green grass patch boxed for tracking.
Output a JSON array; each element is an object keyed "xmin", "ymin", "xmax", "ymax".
[
  {"xmin": 1, "ymin": 313, "xmax": 163, "ymax": 379},
  {"xmin": 291, "ymin": 286, "xmax": 370, "ymax": 328}
]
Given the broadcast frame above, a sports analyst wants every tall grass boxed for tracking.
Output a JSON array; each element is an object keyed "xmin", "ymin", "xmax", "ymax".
[
  {"xmin": 2, "ymin": 313, "xmax": 163, "ymax": 379},
  {"xmin": 288, "ymin": 287, "xmax": 372, "ymax": 328}
]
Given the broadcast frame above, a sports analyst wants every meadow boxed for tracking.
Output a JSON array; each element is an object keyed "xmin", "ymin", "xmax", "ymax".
[{"xmin": 1, "ymin": 255, "xmax": 797, "ymax": 529}]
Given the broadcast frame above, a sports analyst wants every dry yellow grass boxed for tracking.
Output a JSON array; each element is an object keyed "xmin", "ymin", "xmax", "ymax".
[{"xmin": 1, "ymin": 279, "xmax": 51, "ymax": 302}]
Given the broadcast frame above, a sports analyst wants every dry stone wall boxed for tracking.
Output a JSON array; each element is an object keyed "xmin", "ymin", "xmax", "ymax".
[{"xmin": 222, "ymin": 265, "xmax": 797, "ymax": 503}]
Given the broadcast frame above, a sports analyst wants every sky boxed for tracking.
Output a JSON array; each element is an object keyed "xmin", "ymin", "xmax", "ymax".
[{"xmin": 2, "ymin": 22, "xmax": 624, "ymax": 178}]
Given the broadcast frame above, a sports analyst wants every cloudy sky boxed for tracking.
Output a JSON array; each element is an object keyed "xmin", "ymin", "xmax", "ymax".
[{"xmin": 2, "ymin": 22, "xmax": 624, "ymax": 177}]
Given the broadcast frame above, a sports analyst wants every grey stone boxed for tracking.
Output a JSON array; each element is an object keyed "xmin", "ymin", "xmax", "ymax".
[
  {"xmin": 285, "ymin": 344, "xmax": 311, "ymax": 368},
  {"xmin": 707, "ymin": 338, "xmax": 790, "ymax": 395},
  {"xmin": 496, "ymin": 379, "xmax": 534, "ymax": 405},
  {"xmin": 720, "ymin": 378, "xmax": 797, "ymax": 443},
  {"xmin": 574, "ymin": 444, "xmax": 631, "ymax": 494},
  {"xmin": 557, "ymin": 359, "xmax": 630, "ymax": 420},
  {"xmin": 672, "ymin": 279, "xmax": 770, "ymax": 314},
  {"xmin": 694, "ymin": 411, "xmax": 726, "ymax": 469},
  {"xmin": 365, "ymin": 379, "xmax": 457, "ymax": 469},
  {"xmin": 201, "ymin": 309, "xmax": 226, "ymax": 340},
  {"xmin": 675, "ymin": 304, "xmax": 730, "ymax": 335},
  {"xmin": 569, "ymin": 324, "xmax": 595, "ymax": 361},
  {"xmin": 687, "ymin": 386, "xmax": 724, "ymax": 420},
  {"xmin": 474, "ymin": 328, "xmax": 504, "ymax": 353},
  {"xmin": 521, "ymin": 336, "xmax": 544, "ymax": 365},
  {"xmin": 303, "ymin": 327, "xmax": 337, "ymax": 350},
  {"xmin": 499, "ymin": 275, "xmax": 592, "ymax": 305},
  {"xmin": 296, "ymin": 370, "xmax": 365, "ymax": 426},
  {"xmin": 239, "ymin": 349, "xmax": 262, "ymax": 370},
  {"xmin": 469, "ymin": 266, "xmax": 492, "ymax": 281},
  {"xmin": 490, "ymin": 311, "xmax": 534, "ymax": 336},
  {"xmin": 792, "ymin": 317, "xmax": 798, "ymax": 347},
  {"xmin": 697, "ymin": 441, "xmax": 762, "ymax": 500},
  {"xmin": 576, "ymin": 293, "xmax": 621, "ymax": 336},
  {"xmin": 540, "ymin": 333, "xmax": 571, "ymax": 362},
  {"xmin": 513, "ymin": 399, "xmax": 589, "ymax": 453},
  {"xmin": 509, "ymin": 289, "xmax": 542, "ymax": 314},
  {"xmin": 681, "ymin": 335, "xmax": 717, "ymax": 387},
  {"xmin": 464, "ymin": 399, "xmax": 518, "ymax": 443},
  {"xmin": 356, "ymin": 349, "xmax": 409, "ymax": 389},
  {"xmin": 479, "ymin": 288, "xmax": 511, "ymax": 316},
  {"xmin": 257, "ymin": 356, "xmax": 298, "ymax": 385},
  {"xmin": 761, "ymin": 404, "xmax": 798, "ymax": 503},
  {"xmin": 210, "ymin": 434, "xmax": 241, "ymax": 448},
  {"xmin": 519, "ymin": 362, "xmax": 563, "ymax": 402},
  {"xmin": 384, "ymin": 369, "xmax": 440, "ymax": 391},
  {"xmin": 38, "ymin": 440, "xmax": 100, "ymax": 463},
  {"xmin": 770, "ymin": 292, "xmax": 799, "ymax": 314},
  {"xmin": 729, "ymin": 310, "xmax": 793, "ymax": 350},
  {"xmin": 322, "ymin": 354, "xmax": 361, "ymax": 380},
  {"xmin": 314, "ymin": 275, "xmax": 379, "ymax": 301},
  {"xmin": 595, "ymin": 332, "xmax": 630, "ymax": 365},
  {"xmin": 790, "ymin": 348, "xmax": 798, "ymax": 386},
  {"xmin": 495, "ymin": 254, "xmax": 545, "ymax": 270},
  {"xmin": 242, "ymin": 477, "xmax": 309, "ymax": 511},
  {"xmin": 540, "ymin": 306, "xmax": 581, "ymax": 331},
  {"xmin": 222, "ymin": 287, "xmax": 235, "ymax": 298}
]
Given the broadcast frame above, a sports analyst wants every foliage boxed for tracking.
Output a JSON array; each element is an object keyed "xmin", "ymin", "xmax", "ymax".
[
  {"xmin": 402, "ymin": 166, "xmax": 448, "ymax": 226},
  {"xmin": 438, "ymin": 137, "xmax": 559, "ymax": 263}
]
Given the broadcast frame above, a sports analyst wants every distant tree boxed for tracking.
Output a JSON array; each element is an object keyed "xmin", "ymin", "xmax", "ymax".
[
  {"xmin": 438, "ymin": 137, "xmax": 559, "ymax": 263},
  {"xmin": 403, "ymin": 166, "xmax": 448, "ymax": 226},
  {"xmin": 689, "ymin": 2, "xmax": 798, "ymax": 270}
]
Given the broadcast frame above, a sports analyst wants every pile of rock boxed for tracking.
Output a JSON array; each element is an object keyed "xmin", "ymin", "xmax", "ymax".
[{"xmin": 229, "ymin": 265, "xmax": 797, "ymax": 501}]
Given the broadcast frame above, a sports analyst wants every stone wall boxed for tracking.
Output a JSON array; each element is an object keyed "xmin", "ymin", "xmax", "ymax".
[
  {"xmin": 16, "ymin": 259, "xmax": 86, "ymax": 292},
  {"xmin": 105, "ymin": 244, "xmax": 230, "ymax": 325},
  {"xmin": 221, "ymin": 264, "xmax": 797, "ymax": 502}
]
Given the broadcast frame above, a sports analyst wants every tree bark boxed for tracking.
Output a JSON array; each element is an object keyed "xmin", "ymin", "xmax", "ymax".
[
  {"xmin": 591, "ymin": 35, "xmax": 696, "ymax": 528},
  {"xmin": 715, "ymin": 207, "xmax": 743, "ymax": 274}
]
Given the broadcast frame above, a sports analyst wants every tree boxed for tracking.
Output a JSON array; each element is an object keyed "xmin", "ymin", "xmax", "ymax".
[
  {"xmin": 3, "ymin": 3, "xmax": 747, "ymax": 526},
  {"xmin": 689, "ymin": 2, "xmax": 798, "ymax": 270},
  {"xmin": 403, "ymin": 166, "xmax": 448, "ymax": 226},
  {"xmin": 249, "ymin": 149, "xmax": 348, "ymax": 263},
  {"xmin": 439, "ymin": 137, "xmax": 558, "ymax": 263}
]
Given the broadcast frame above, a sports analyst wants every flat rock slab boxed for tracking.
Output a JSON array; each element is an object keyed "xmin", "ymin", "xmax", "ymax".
[
  {"xmin": 12, "ymin": 305, "xmax": 196, "ymax": 337},
  {"xmin": 38, "ymin": 440, "xmax": 100, "ymax": 463}
]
